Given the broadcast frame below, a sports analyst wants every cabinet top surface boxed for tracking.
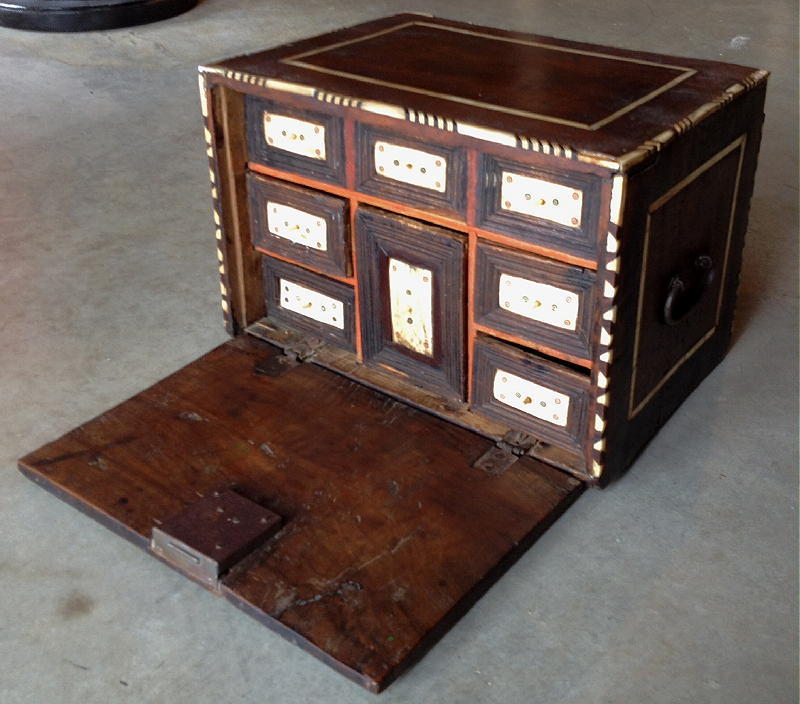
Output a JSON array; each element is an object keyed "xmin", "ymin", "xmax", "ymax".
[{"xmin": 206, "ymin": 14, "xmax": 767, "ymax": 165}]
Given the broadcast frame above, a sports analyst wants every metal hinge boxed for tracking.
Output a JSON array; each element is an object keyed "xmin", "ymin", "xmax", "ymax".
[
  {"xmin": 473, "ymin": 430, "xmax": 540, "ymax": 475},
  {"xmin": 285, "ymin": 336, "xmax": 325, "ymax": 363},
  {"xmin": 253, "ymin": 337, "xmax": 325, "ymax": 377}
]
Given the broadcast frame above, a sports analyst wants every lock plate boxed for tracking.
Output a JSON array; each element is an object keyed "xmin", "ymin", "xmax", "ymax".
[
  {"xmin": 500, "ymin": 171, "xmax": 582, "ymax": 228},
  {"xmin": 498, "ymin": 273, "xmax": 579, "ymax": 330},
  {"xmin": 264, "ymin": 113, "xmax": 326, "ymax": 160},
  {"xmin": 374, "ymin": 141, "xmax": 447, "ymax": 192},
  {"xmin": 493, "ymin": 369, "xmax": 570, "ymax": 427}
]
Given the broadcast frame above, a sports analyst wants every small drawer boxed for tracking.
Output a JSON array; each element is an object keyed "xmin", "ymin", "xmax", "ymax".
[
  {"xmin": 248, "ymin": 173, "xmax": 350, "ymax": 277},
  {"xmin": 472, "ymin": 338, "xmax": 590, "ymax": 453},
  {"xmin": 478, "ymin": 154, "xmax": 602, "ymax": 262},
  {"xmin": 356, "ymin": 206, "xmax": 466, "ymax": 399},
  {"xmin": 246, "ymin": 96, "xmax": 345, "ymax": 185},
  {"xmin": 474, "ymin": 241, "xmax": 597, "ymax": 361},
  {"xmin": 262, "ymin": 256, "xmax": 356, "ymax": 351},
  {"xmin": 356, "ymin": 123, "xmax": 466, "ymax": 217}
]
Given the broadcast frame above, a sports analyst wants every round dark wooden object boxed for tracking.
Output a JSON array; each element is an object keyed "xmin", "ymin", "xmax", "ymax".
[{"xmin": 0, "ymin": 0, "xmax": 198, "ymax": 31}]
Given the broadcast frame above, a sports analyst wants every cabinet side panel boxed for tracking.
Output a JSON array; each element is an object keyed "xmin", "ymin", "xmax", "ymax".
[
  {"xmin": 208, "ymin": 80, "xmax": 267, "ymax": 333},
  {"xmin": 602, "ymin": 84, "xmax": 767, "ymax": 483}
]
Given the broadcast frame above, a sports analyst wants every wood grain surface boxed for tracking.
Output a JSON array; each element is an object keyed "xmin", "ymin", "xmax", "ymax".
[{"xmin": 19, "ymin": 336, "xmax": 583, "ymax": 691}]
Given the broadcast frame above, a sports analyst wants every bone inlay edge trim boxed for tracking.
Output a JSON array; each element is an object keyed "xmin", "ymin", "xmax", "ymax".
[
  {"xmin": 388, "ymin": 258, "xmax": 434, "ymax": 356},
  {"xmin": 493, "ymin": 369, "xmax": 570, "ymax": 426}
]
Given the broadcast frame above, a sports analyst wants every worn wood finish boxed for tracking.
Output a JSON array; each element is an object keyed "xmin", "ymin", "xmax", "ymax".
[
  {"xmin": 19, "ymin": 336, "xmax": 583, "ymax": 692},
  {"xmin": 245, "ymin": 318, "xmax": 590, "ymax": 478}
]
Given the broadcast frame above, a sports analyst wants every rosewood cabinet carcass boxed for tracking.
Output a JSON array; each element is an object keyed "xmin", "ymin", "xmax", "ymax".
[{"xmin": 20, "ymin": 14, "xmax": 768, "ymax": 693}]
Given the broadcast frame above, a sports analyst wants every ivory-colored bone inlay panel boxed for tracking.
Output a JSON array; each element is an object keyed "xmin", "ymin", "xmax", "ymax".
[
  {"xmin": 500, "ymin": 171, "xmax": 583, "ymax": 228},
  {"xmin": 493, "ymin": 369, "xmax": 570, "ymax": 426},
  {"xmin": 267, "ymin": 201, "xmax": 328, "ymax": 251},
  {"xmin": 388, "ymin": 258, "xmax": 434, "ymax": 356},
  {"xmin": 264, "ymin": 113, "xmax": 326, "ymax": 160},
  {"xmin": 374, "ymin": 141, "xmax": 447, "ymax": 192},
  {"xmin": 279, "ymin": 279, "xmax": 344, "ymax": 329},
  {"xmin": 498, "ymin": 273, "xmax": 579, "ymax": 330}
]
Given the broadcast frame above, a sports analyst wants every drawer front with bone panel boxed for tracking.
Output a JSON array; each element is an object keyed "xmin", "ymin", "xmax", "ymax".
[
  {"xmin": 248, "ymin": 173, "xmax": 351, "ymax": 277},
  {"xmin": 478, "ymin": 154, "xmax": 603, "ymax": 262},
  {"xmin": 246, "ymin": 96, "xmax": 345, "ymax": 185},
  {"xmin": 356, "ymin": 123, "xmax": 467, "ymax": 217},
  {"xmin": 262, "ymin": 256, "xmax": 356, "ymax": 351},
  {"xmin": 474, "ymin": 241, "xmax": 597, "ymax": 361}
]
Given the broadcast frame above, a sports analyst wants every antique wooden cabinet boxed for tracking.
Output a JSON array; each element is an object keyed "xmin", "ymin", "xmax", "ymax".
[{"xmin": 20, "ymin": 14, "xmax": 768, "ymax": 693}]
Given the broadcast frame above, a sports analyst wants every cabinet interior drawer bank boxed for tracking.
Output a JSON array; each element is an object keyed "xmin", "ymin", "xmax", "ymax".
[{"xmin": 20, "ymin": 14, "xmax": 768, "ymax": 693}]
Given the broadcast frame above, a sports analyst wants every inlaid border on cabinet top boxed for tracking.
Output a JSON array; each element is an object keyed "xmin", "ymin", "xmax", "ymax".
[{"xmin": 280, "ymin": 20, "xmax": 696, "ymax": 131}]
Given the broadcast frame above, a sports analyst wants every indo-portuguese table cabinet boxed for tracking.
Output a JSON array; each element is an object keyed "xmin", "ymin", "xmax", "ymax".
[{"xmin": 20, "ymin": 14, "xmax": 768, "ymax": 693}]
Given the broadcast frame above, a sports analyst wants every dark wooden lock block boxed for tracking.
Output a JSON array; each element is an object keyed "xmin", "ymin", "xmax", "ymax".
[
  {"xmin": 151, "ymin": 489, "xmax": 282, "ymax": 591},
  {"xmin": 21, "ymin": 13, "xmax": 768, "ymax": 694},
  {"xmin": 247, "ymin": 173, "xmax": 351, "ymax": 277}
]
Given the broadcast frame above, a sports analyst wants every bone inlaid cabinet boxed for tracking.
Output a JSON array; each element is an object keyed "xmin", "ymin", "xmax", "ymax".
[{"xmin": 20, "ymin": 14, "xmax": 768, "ymax": 693}]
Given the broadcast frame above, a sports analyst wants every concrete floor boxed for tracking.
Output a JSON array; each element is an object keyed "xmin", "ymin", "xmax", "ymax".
[{"xmin": 1, "ymin": 1, "xmax": 797, "ymax": 702}]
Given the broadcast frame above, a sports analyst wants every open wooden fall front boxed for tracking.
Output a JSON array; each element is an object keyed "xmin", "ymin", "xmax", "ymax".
[
  {"xmin": 19, "ymin": 337, "xmax": 583, "ymax": 692},
  {"xmin": 20, "ymin": 14, "xmax": 767, "ymax": 694}
]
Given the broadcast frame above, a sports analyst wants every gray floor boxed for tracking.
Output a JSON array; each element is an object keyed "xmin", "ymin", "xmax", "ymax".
[{"xmin": 1, "ymin": 2, "xmax": 797, "ymax": 703}]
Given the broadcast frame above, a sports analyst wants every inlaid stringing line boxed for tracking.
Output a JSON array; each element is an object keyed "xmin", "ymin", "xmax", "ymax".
[
  {"xmin": 281, "ymin": 20, "xmax": 696, "ymax": 131},
  {"xmin": 200, "ymin": 64, "xmax": 767, "ymax": 173}
]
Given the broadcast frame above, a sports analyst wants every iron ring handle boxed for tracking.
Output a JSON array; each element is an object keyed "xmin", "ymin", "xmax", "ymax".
[{"xmin": 663, "ymin": 255, "xmax": 715, "ymax": 326}]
